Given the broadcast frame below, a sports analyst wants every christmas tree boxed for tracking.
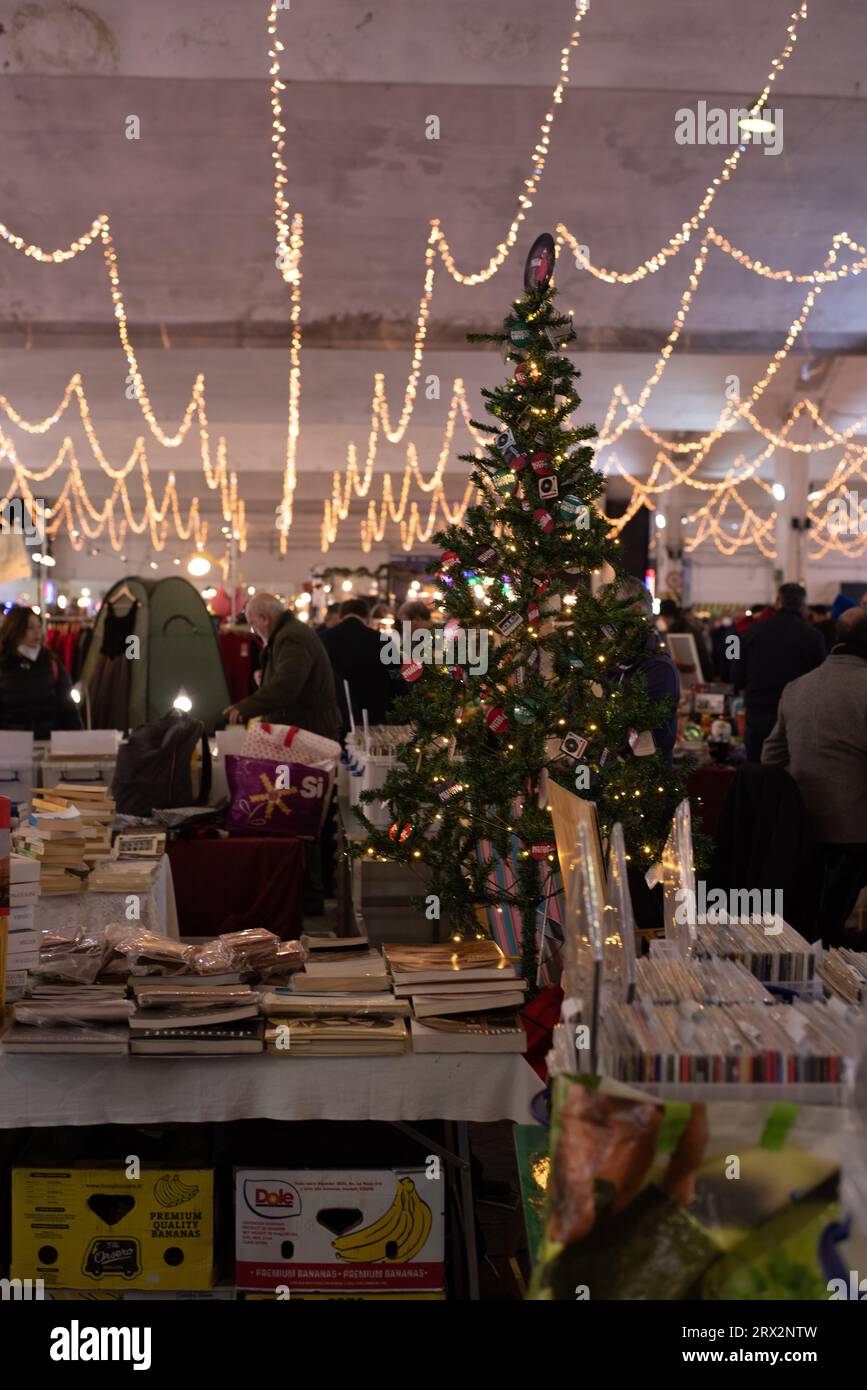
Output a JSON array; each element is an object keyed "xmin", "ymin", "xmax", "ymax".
[{"xmin": 359, "ymin": 235, "xmax": 681, "ymax": 981}]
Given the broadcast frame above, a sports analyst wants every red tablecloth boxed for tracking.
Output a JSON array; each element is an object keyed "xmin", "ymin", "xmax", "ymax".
[
  {"xmin": 686, "ymin": 764, "xmax": 736, "ymax": 839},
  {"xmin": 166, "ymin": 836, "xmax": 305, "ymax": 939}
]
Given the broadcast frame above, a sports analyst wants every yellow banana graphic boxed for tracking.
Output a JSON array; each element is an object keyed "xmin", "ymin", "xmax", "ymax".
[
  {"xmin": 154, "ymin": 1173, "xmax": 200, "ymax": 1207},
  {"xmin": 397, "ymin": 1184, "xmax": 432, "ymax": 1262},
  {"xmin": 333, "ymin": 1178, "xmax": 431, "ymax": 1263},
  {"xmin": 333, "ymin": 1185, "xmax": 407, "ymax": 1262}
]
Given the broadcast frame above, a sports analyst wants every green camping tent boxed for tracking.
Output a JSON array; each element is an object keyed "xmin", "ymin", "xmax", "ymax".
[{"xmin": 80, "ymin": 576, "xmax": 230, "ymax": 730}]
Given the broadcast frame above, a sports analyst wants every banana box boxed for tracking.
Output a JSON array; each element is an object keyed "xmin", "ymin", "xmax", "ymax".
[
  {"xmin": 244, "ymin": 1291, "xmax": 446, "ymax": 1300},
  {"xmin": 11, "ymin": 1166, "xmax": 214, "ymax": 1290},
  {"xmin": 235, "ymin": 1168, "xmax": 444, "ymax": 1291}
]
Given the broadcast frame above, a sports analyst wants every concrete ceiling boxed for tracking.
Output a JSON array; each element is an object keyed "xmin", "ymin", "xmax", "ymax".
[{"xmin": 0, "ymin": 0, "xmax": 865, "ymax": 583}]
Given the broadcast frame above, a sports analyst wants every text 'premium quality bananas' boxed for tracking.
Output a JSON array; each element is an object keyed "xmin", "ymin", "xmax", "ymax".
[{"xmin": 235, "ymin": 1168, "xmax": 445, "ymax": 1293}]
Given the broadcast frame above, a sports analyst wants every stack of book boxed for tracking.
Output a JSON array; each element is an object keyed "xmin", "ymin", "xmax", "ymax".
[
  {"xmin": 818, "ymin": 948, "xmax": 867, "ymax": 1006},
  {"xmin": 262, "ymin": 933, "xmax": 409, "ymax": 1055},
  {"xmin": 2, "ymin": 984, "xmax": 132, "ymax": 1054},
  {"xmin": 382, "ymin": 941, "xmax": 527, "ymax": 1054},
  {"xmin": 288, "ymin": 939, "xmax": 391, "ymax": 994},
  {"xmin": 33, "ymin": 783, "xmax": 115, "ymax": 862},
  {"xmin": 13, "ymin": 810, "xmax": 88, "ymax": 894},
  {"xmin": 88, "ymin": 859, "xmax": 160, "ymax": 895},
  {"xmin": 6, "ymin": 854, "xmax": 41, "ymax": 1002},
  {"xmin": 127, "ymin": 980, "xmax": 264, "ymax": 1055}
]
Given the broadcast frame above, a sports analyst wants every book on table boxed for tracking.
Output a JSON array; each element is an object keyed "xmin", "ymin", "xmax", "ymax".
[
  {"xmin": 130, "ymin": 1018, "xmax": 264, "ymax": 1055},
  {"xmin": 410, "ymin": 1010, "xmax": 526, "ymax": 1054},
  {"xmin": 0, "ymin": 1024, "xmax": 130, "ymax": 1055},
  {"xmin": 260, "ymin": 988, "xmax": 409, "ymax": 1017},
  {"xmin": 410, "ymin": 989, "xmax": 527, "ymax": 1018},
  {"xmin": 128, "ymin": 1003, "xmax": 259, "ymax": 1031},
  {"xmin": 382, "ymin": 941, "xmax": 517, "ymax": 986},
  {"xmin": 265, "ymin": 1014, "xmax": 408, "ymax": 1056}
]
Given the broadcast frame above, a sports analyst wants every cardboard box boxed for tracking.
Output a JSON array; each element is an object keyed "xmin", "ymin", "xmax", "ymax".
[
  {"xmin": 12, "ymin": 852, "xmax": 41, "ymax": 883},
  {"xmin": 235, "ymin": 1168, "xmax": 444, "ymax": 1292},
  {"xmin": 244, "ymin": 1290, "xmax": 445, "ymax": 1300},
  {"xmin": 11, "ymin": 882, "xmax": 39, "ymax": 908},
  {"xmin": 12, "ymin": 1166, "xmax": 214, "ymax": 1290},
  {"xmin": 9, "ymin": 905, "xmax": 35, "ymax": 932}
]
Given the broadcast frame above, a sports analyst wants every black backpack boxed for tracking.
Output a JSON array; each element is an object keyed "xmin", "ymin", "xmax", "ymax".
[{"xmin": 112, "ymin": 715, "xmax": 212, "ymax": 816}]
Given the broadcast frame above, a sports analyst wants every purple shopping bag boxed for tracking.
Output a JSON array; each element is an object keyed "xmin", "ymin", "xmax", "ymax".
[{"xmin": 225, "ymin": 755, "xmax": 331, "ymax": 838}]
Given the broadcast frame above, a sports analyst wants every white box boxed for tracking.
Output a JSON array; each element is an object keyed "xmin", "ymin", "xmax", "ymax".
[
  {"xmin": 49, "ymin": 730, "xmax": 121, "ymax": 756},
  {"xmin": 7, "ymin": 950, "xmax": 38, "ymax": 970},
  {"xmin": 11, "ymin": 883, "xmax": 39, "ymax": 908},
  {"xmin": 12, "ymin": 853, "xmax": 41, "ymax": 883},
  {"xmin": 234, "ymin": 1168, "xmax": 444, "ymax": 1292},
  {"xmin": 4, "ymin": 969, "xmax": 28, "ymax": 999},
  {"xmin": 9, "ymin": 905, "xmax": 34, "ymax": 932}
]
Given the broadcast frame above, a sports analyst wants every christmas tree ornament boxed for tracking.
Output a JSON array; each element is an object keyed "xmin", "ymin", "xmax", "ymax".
[
  {"xmin": 437, "ymin": 779, "xmax": 464, "ymax": 803},
  {"xmin": 513, "ymin": 699, "xmax": 537, "ymax": 725},
  {"xmin": 590, "ymin": 681, "xmax": 604, "ymax": 698},
  {"xmin": 628, "ymin": 728, "xmax": 656, "ymax": 756},
  {"xmin": 568, "ymin": 648, "xmax": 584, "ymax": 669},
  {"xmin": 538, "ymin": 474, "xmax": 559, "ymax": 501},
  {"xmin": 401, "ymin": 658, "xmax": 424, "ymax": 682},
  {"xmin": 559, "ymin": 492, "xmax": 584, "ymax": 520},
  {"xmin": 527, "ymin": 600, "xmax": 541, "ymax": 625},
  {"xmin": 600, "ymin": 623, "xmax": 616, "ymax": 639},
  {"xmin": 496, "ymin": 611, "xmax": 524, "ymax": 638},
  {"xmin": 509, "ymin": 323, "xmax": 532, "ymax": 347},
  {"xmin": 524, "ymin": 232, "xmax": 556, "ymax": 292},
  {"xmin": 485, "ymin": 707, "xmax": 510, "ymax": 735},
  {"xmin": 530, "ymin": 842, "xmax": 557, "ymax": 861},
  {"xmin": 476, "ymin": 544, "xmax": 497, "ymax": 566},
  {"xmin": 511, "ymin": 451, "xmax": 529, "ymax": 472},
  {"xmin": 493, "ymin": 467, "xmax": 517, "ymax": 495},
  {"xmin": 495, "ymin": 429, "xmax": 522, "ymax": 464},
  {"xmin": 389, "ymin": 822, "xmax": 412, "ymax": 843},
  {"xmin": 560, "ymin": 732, "xmax": 588, "ymax": 761},
  {"xmin": 533, "ymin": 576, "xmax": 550, "ymax": 597},
  {"xmin": 534, "ymin": 508, "xmax": 554, "ymax": 533},
  {"xmin": 530, "ymin": 451, "xmax": 553, "ymax": 476},
  {"xmin": 545, "ymin": 318, "xmax": 574, "ymax": 350},
  {"xmin": 439, "ymin": 550, "xmax": 459, "ymax": 571}
]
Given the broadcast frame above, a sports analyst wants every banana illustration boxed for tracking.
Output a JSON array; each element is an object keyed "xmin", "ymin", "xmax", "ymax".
[
  {"xmin": 154, "ymin": 1173, "xmax": 200, "ymax": 1207},
  {"xmin": 332, "ymin": 1178, "xmax": 432, "ymax": 1263}
]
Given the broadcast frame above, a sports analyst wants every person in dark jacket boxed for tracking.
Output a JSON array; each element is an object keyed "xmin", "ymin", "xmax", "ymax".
[
  {"xmin": 736, "ymin": 582, "xmax": 826, "ymax": 761},
  {"xmin": 615, "ymin": 578, "xmax": 681, "ymax": 765},
  {"xmin": 223, "ymin": 594, "xmax": 340, "ymax": 740},
  {"xmin": 0, "ymin": 605, "xmax": 82, "ymax": 739},
  {"xmin": 762, "ymin": 606, "xmax": 867, "ymax": 945},
  {"xmin": 658, "ymin": 599, "xmax": 714, "ymax": 681},
  {"xmin": 320, "ymin": 597, "xmax": 395, "ymax": 735}
]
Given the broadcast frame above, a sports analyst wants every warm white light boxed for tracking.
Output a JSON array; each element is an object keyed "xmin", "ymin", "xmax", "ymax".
[
  {"xmin": 297, "ymin": 610, "xmax": 309, "ymax": 623},
  {"xmin": 57, "ymin": 594, "xmax": 68, "ymax": 610},
  {"xmin": 77, "ymin": 597, "xmax": 88, "ymax": 609},
  {"xmin": 149, "ymin": 561, "xmax": 158, "ymax": 570},
  {"xmin": 201, "ymin": 587, "xmax": 217, "ymax": 600},
  {"xmin": 738, "ymin": 114, "xmax": 776, "ymax": 135},
  {"xmin": 32, "ymin": 552, "xmax": 42, "ymax": 563},
  {"xmin": 341, "ymin": 579, "xmax": 352, "ymax": 592},
  {"xmin": 42, "ymin": 555, "xmax": 56, "ymax": 567},
  {"xmin": 173, "ymin": 691, "xmax": 193, "ymax": 713},
  {"xmin": 80, "ymin": 587, "xmax": 91, "ymax": 598},
  {"xmin": 771, "ymin": 482, "xmax": 787, "ymax": 502},
  {"xmin": 32, "ymin": 605, "xmax": 41, "ymax": 616},
  {"xmin": 563, "ymin": 594, "xmax": 577, "ymax": 606},
  {"xmin": 654, "ymin": 512, "xmax": 667, "ymax": 529},
  {"xmin": 187, "ymin": 553, "xmax": 211, "ymax": 577},
  {"xmin": 70, "ymin": 687, "xmax": 81, "ymax": 705},
  {"xmin": 247, "ymin": 585, "xmax": 256, "ymax": 596},
  {"xmin": 296, "ymin": 592, "xmax": 311, "ymax": 606}
]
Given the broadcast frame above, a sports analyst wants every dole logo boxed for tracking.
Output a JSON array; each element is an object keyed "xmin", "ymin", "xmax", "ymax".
[{"xmin": 244, "ymin": 1178, "xmax": 301, "ymax": 1218}]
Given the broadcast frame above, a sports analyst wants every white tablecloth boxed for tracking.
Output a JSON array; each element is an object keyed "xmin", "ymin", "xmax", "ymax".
[
  {"xmin": 33, "ymin": 856, "xmax": 179, "ymax": 940},
  {"xmin": 0, "ymin": 1053, "xmax": 542, "ymax": 1127}
]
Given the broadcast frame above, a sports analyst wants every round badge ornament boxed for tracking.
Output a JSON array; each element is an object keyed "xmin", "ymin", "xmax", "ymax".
[
  {"xmin": 524, "ymin": 233, "xmax": 556, "ymax": 293},
  {"xmin": 401, "ymin": 659, "xmax": 424, "ymax": 682}
]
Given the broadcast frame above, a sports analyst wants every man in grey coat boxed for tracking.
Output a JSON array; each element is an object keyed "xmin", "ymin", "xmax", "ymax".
[
  {"xmin": 762, "ymin": 605, "xmax": 867, "ymax": 944},
  {"xmin": 223, "ymin": 593, "xmax": 340, "ymax": 741}
]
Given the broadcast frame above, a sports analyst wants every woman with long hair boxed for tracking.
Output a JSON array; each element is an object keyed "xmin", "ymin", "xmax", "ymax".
[{"xmin": 0, "ymin": 605, "xmax": 82, "ymax": 738}]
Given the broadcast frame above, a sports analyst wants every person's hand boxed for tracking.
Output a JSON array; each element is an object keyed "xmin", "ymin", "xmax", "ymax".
[
  {"xmin": 224, "ymin": 705, "xmax": 244, "ymax": 725},
  {"xmin": 253, "ymin": 670, "xmax": 262, "ymax": 688}
]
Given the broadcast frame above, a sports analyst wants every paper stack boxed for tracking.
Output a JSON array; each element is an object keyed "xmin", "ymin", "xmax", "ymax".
[
  {"xmin": 263, "ymin": 934, "xmax": 409, "ymax": 1054},
  {"xmin": 127, "ymin": 980, "xmax": 264, "ymax": 1055},
  {"xmin": 33, "ymin": 783, "xmax": 115, "ymax": 862},
  {"xmin": 2, "ymin": 983, "xmax": 132, "ymax": 1054},
  {"xmin": 382, "ymin": 941, "xmax": 527, "ymax": 1053},
  {"xmin": 6, "ymin": 853, "xmax": 41, "ymax": 1001},
  {"xmin": 13, "ymin": 810, "xmax": 87, "ymax": 895},
  {"xmin": 87, "ymin": 859, "xmax": 160, "ymax": 894}
]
